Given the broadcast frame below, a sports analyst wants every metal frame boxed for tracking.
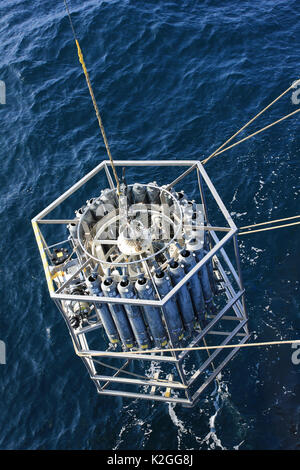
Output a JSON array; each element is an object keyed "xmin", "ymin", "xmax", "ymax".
[{"xmin": 32, "ymin": 160, "xmax": 250, "ymax": 407}]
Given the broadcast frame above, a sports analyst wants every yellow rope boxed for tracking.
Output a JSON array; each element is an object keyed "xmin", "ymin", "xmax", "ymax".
[
  {"xmin": 202, "ymin": 80, "xmax": 300, "ymax": 165},
  {"xmin": 75, "ymin": 40, "xmax": 120, "ymax": 195},
  {"xmin": 63, "ymin": 0, "xmax": 120, "ymax": 195},
  {"xmin": 202, "ymin": 108, "xmax": 300, "ymax": 164}
]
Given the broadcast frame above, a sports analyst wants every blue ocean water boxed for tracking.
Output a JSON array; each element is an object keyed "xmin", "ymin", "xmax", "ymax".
[{"xmin": 0, "ymin": 0, "xmax": 299, "ymax": 450}]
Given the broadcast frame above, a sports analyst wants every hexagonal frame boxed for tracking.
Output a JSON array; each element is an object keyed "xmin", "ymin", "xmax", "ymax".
[
  {"xmin": 32, "ymin": 160, "xmax": 240, "ymax": 307},
  {"xmin": 32, "ymin": 160, "xmax": 249, "ymax": 407}
]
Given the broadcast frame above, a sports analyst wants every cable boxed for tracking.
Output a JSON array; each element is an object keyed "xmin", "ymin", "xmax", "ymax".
[
  {"xmin": 240, "ymin": 214, "xmax": 300, "ymax": 230},
  {"xmin": 202, "ymin": 80, "xmax": 300, "ymax": 165},
  {"xmin": 238, "ymin": 220, "xmax": 300, "ymax": 235},
  {"xmin": 106, "ymin": 339, "xmax": 300, "ymax": 356},
  {"xmin": 202, "ymin": 108, "xmax": 300, "ymax": 164},
  {"xmin": 63, "ymin": 0, "xmax": 120, "ymax": 194}
]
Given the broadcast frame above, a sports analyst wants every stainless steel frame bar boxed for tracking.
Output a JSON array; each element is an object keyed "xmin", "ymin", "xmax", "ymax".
[
  {"xmin": 191, "ymin": 334, "xmax": 251, "ymax": 404},
  {"xmin": 165, "ymin": 163, "xmax": 198, "ymax": 190},
  {"xmin": 97, "ymin": 389, "xmax": 192, "ymax": 405},
  {"xmin": 78, "ymin": 350, "xmax": 178, "ymax": 362},
  {"xmin": 178, "ymin": 289, "xmax": 244, "ymax": 361},
  {"xmin": 55, "ymin": 258, "xmax": 91, "ymax": 294},
  {"xmin": 37, "ymin": 219, "xmax": 78, "ymax": 224},
  {"xmin": 196, "ymin": 162, "xmax": 236, "ymax": 229},
  {"xmin": 104, "ymin": 162, "xmax": 115, "ymax": 189},
  {"xmin": 92, "ymin": 375, "xmax": 187, "ymax": 390},
  {"xmin": 101, "ymin": 360, "xmax": 131, "ymax": 391},
  {"xmin": 32, "ymin": 161, "xmax": 106, "ymax": 222},
  {"xmin": 187, "ymin": 319, "xmax": 248, "ymax": 386}
]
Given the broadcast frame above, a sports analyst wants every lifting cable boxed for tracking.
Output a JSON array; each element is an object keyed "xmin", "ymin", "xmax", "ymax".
[
  {"xmin": 238, "ymin": 214, "xmax": 300, "ymax": 236},
  {"xmin": 202, "ymin": 108, "xmax": 300, "ymax": 164},
  {"xmin": 74, "ymin": 339, "xmax": 300, "ymax": 357},
  {"xmin": 202, "ymin": 79, "xmax": 300, "ymax": 165},
  {"xmin": 63, "ymin": 0, "xmax": 120, "ymax": 195}
]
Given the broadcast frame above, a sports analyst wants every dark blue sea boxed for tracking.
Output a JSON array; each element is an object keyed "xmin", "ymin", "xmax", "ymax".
[{"xmin": 0, "ymin": 0, "xmax": 299, "ymax": 450}]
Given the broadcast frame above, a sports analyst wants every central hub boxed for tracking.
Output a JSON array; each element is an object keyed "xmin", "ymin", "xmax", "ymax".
[
  {"xmin": 76, "ymin": 183, "xmax": 186, "ymax": 267},
  {"xmin": 117, "ymin": 220, "xmax": 152, "ymax": 255}
]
